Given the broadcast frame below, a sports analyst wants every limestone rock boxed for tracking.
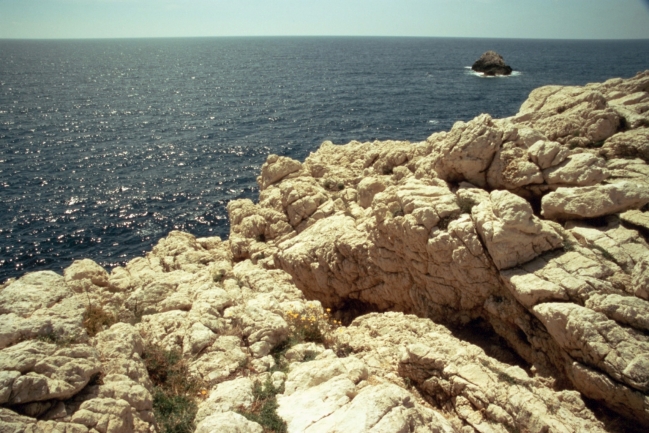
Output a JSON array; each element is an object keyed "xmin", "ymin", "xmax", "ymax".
[
  {"xmin": 542, "ymin": 152, "xmax": 608, "ymax": 186},
  {"xmin": 338, "ymin": 312, "xmax": 605, "ymax": 433},
  {"xmin": 94, "ymin": 323, "xmax": 151, "ymax": 391},
  {"xmin": 621, "ymin": 210, "xmax": 649, "ymax": 233},
  {"xmin": 64, "ymin": 259, "xmax": 111, "ymax": 293},
  {"xmin": 401, "ymin": 342, "xmax": 606, "ymax": 433},
  {"xmin": 514, "ymin": 84, "xmax": 621, "ymax": 146},
  {"xmin": 533, "ymin": 302, "xmax": 649, "ymax": 421},
  {"xmin": 634, "ymin": 255, "xmax": 649, "ymax": 300},
  {"xmin": 542, "ymin": 181, "xmax": 649, "ymax": 220},
  {"xmin": 473, "ymin": 190, "xmax": 563, "ymax": 270},
  {"xmin": 189, "ymin": 336, "xmax": 248, "ymax": 385},
  {"xmin": 0, "ymin": 340, "xmax": 101, "ymax": 405},
  {"xmin": 601, "ymin": 128, "xmax": 649, "ymax": 162},
  {"xmin": 0, "ymin": 407, "xmax": 89, "ymax": 433},
  {"xmin": 195, "ymin": 412, "xmax": 263, "ymax": 433},
  {"xmin": 422, "ymin": 114, "xmax": 503, "ymax": 188},
  {"xmin": 527, "ymin": 140, "xmax": 569, "ymax": 170},
  {"xmin": 0, "ymin": 270, "xmax": 88, "ymax": 350},
  {"xmin": 70, "ymin": 398, "xmax": 134, "ymax": 433},
  {"xmin": 257, "ymin": 154, "xmax": 303, "ymax": 190},
  {"xmin": 277, "ymin": 356, "xmax": 454, "ymax": 433},
  {"xmin": 195, "ymin": 378, "xmax": 255, "ymax": 424}
]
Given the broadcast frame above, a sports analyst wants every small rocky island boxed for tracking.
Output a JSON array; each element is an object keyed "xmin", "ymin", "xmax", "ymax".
[
  {"xmin": 1, "ymin": 71, "xmax": 649, "ymax": 433},
  {"xmin": 472, "ymin": 50, "xmax": 513, "ymax": 76}
]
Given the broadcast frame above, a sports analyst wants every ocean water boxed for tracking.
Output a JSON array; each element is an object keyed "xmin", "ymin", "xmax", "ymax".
[{"xmin": 2, "ymin": 37, "xmax": 649, "ymax": 282}]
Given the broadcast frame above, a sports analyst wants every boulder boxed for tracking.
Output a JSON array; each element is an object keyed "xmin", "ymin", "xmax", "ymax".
[
  {"xmin": 541, "ymin": 181, "xmax": 649, "ymax": 220},
  {"xmin": 471, "ymin": 51, "xmax": 513, "ymax": 76},
  {"xmin": 472, "ymin": 190, "xmax": 563, "ymax": 270}
]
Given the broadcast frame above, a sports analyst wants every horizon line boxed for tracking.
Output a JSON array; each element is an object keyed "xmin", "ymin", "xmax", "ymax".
[{"xmin": 2, "ymin": 35, "xmax": 649, "ymax": 42}]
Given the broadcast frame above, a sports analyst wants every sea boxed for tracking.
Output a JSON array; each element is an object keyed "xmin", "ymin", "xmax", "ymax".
[{"xmin": 2, "ymin": 37, "xmax": 649, "ymax": 282}]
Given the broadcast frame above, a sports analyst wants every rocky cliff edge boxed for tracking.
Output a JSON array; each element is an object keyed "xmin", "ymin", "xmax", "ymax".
[{"xmin": 2, "ymin": 71, "xmax": 649, "ymax": 433}]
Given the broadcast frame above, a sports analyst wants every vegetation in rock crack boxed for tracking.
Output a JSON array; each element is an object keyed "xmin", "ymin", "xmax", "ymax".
[
  {"xmin": 284, "ymin": 304, "xmax": 341, "ymax": 346},
  {"xmin": 83, "ymin": 304, "xmax": 117, "ymax": 337},
  {"xmin": 36, "ymin": 331, "xmax": 77, "ymax": 346},
  {"xmin": 437, "ymin": 213, "xmax": 461, "ymax": 230},
  {"xmin": 458, "ymin": 196, "xmax": 477, "ymax": 214},
  {"xmin": 270, "ymin": 304, "xmax": 343, "ymax": 371},
  {"xmin": 143, "ymin": 344, "xmax": 207, "ymax": 433},
  {"xmin": 591, "ymin": 244, "xmax": 616, "ymax": 262},
  {"xmin": 212, "ymin": 268, "xmax": 226, "ymax": 282},
  {"xmin": 237, "ymin": 377, "xmax": 287, "ymax": 433}
]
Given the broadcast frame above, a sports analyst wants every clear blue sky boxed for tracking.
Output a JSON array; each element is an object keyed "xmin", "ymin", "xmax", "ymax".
[{"xmin": 1, "ymin": 0, "xmax": 649, "ymax": 40}]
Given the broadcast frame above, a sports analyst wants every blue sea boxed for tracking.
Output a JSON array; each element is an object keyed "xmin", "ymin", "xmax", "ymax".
[{"xmin": 2, "ymin": 37, "xmax": 649, "ymax": 282}]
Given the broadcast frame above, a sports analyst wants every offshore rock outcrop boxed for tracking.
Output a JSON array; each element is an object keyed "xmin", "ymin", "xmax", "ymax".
[
  {"xmin": 471, "ymin": 51, "xmax": 513, "ymax": 76},
  {"xmin": 1, "ymin": 70, "xmax": 649, "ymax": 433}
]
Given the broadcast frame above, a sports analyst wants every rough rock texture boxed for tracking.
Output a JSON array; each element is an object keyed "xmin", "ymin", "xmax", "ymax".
[
  {"xmin": 471, "ymin": 51, "xmax": 513, "ymax": 76},
  {"xmin": 3, "ymin": 71, "xmax": 649, "ymax": 433}
]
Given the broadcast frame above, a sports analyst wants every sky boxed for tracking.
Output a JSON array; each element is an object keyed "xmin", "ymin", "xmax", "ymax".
[{"xmin": 1, "ymin": 0, "xmax": 649, "ymax": 40}]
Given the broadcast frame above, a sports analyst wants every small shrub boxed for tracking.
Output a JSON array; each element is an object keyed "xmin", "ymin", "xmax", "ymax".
[
  {"xmin": 284, "ymin": 305, "xmax": 341, "ymax": 345},
  {"xmin": 563, "ymin": 239, "xmax": 576, "ymax": 252},
  {"xmin": 143, "ymin": 344, "xmax": 207, "ymax": 433},
  {"xmin": 457, "ymin": 196, "xmax": 477, "ymax": 214},
  {"xmin": 212, "ymin": 269, "xmax": 226, "ymax": 283},
  {"xmin": 153, "ymin": 389, "xmax": 197, "ymax": 433},
  {"xmin": 36, "ymin": 331, "xmax": 77, "ymax": 346},
  {"xmin": 437, "ymin": 213, "xmax": 460, "ymax": 230},
  {"xmin": 237, "ymin": 378, "xmax": 287, "ymax": 433},
  {"xmin": 83, "ymin": 305, "xmax": 116, "ymax": 337}
]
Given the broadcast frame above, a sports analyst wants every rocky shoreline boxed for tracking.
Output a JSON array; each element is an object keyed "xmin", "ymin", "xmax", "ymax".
[{"xmin": 2, "ymin": 71, "xmax": 649, "ymax": 433}]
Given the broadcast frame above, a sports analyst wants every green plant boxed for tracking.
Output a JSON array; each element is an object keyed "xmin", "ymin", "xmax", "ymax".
[
  {"xmin": 237, "ymin": 378, "xmax": 287, "ymax": 433},
  {"xmin": 591, "ymin": 244, "xmax": 615, "ymax": 262},
  {"xmin": 457, "ymin": 196, "xmax": 477, "ymax": 214},
  {"xmin": 143, "ymin": 344, "xmax": 207, "ymax": 433},
  {"xmin": 212, "ymin": 269, "xmax": 226, "ymax": 283},
  {"xmin": 83, "ymin": 304, "xmax": 116, "ymax": 338},
  {"xmin": 36, "ymin": 331, "xmax": 77, "ymax": 346},
  {"xmin": 563, "ymin": 239, "xmax": 576, "ymax": 252},
  {"xmin": 437, "ymin": 213, "xmax": 460, "ymax": 230},
  {"xmin": 284, "ymin": 304, "xmax": 341, "ymax": 345},
  {"xmin": 153, "ymin": 389, "xmax": 197, "ymax": 433}
]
